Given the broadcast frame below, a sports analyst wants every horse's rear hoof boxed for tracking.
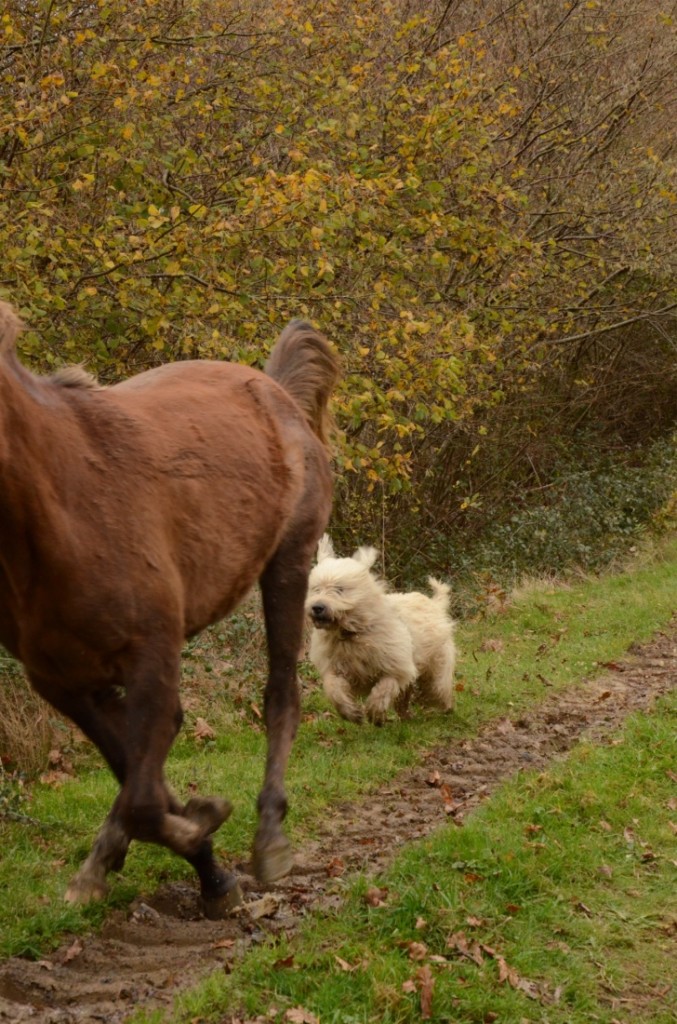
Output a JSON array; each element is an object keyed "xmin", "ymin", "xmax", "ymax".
[
  {"xmin": 64, "ymin": 877, "xmax": 109, "ymax": 905},
  {"xmin": 201, "ymin": 880, "xmax": 244, "ymax": 920},
  {"xmin": 252, "ymin": 835, "xmax": 293, "ymax": 885},
  {"xmin": 183, "ymin": 795, "xmax": 233, "ymax": 836}
]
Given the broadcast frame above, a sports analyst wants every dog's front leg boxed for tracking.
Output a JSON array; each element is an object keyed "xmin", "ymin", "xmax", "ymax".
[
  {"xmin": 323, "ymin": 671, "xmax": 364, "ymax": 723},
  {"xmin": 365, "ymin": 676, "xmax": 411, "ymax": 726}
]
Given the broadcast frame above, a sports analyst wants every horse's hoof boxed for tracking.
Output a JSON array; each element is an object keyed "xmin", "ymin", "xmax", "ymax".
[
  {"xmin": 201, "ymin": 881, "xmax": 244, "ymax": 920},
  {"xmin": 252, "ymin": 835, "xmax": 293, "ymax": 885},
  {"xmin": 183, "ymin": 795, "xmax": 233, "ymax": 836},
  {"xmin": 64, "ymin": 878, "xmax": 109, "ymax": 905}
]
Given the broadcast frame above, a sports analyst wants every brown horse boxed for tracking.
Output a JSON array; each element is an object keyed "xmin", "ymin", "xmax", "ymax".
[{"xmin": 0, "ymin": 301, "xmax": 338, "ymax": 918}]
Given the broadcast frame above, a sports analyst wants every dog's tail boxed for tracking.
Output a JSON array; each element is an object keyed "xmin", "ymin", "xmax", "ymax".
[
  {"xmin": 428, "ymin": 577, "xmax": 452, "ymax": 610},
  {"xmin": 264, "ymin": 320, "xmax": 339, "ymax": 450}
]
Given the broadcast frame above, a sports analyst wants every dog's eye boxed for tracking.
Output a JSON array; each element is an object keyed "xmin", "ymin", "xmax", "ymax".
[{"xmin": 334, "ymin": 586, "xmax": 344, "ymax": 594}]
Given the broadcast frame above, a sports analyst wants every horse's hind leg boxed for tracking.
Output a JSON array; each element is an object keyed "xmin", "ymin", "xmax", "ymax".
[
  {"xmin": 252, "ymin": 542, "xmax": 312, "ymax": 884},
  {"xmin": 32, "ymin": 676, "xmax": 240, "ymax": 914},
  {"xmin": 27, "ymin": 681, "xmax": 133, "ymax": 903}
]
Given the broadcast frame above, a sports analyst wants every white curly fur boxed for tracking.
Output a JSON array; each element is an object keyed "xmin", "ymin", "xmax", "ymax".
[{"xmin": 305, "ymin": 535, "xmax": 457, "ymax": 724}]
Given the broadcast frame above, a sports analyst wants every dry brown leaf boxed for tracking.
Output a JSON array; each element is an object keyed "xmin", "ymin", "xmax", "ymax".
[
  {"xmin": 365, "ymin": 886, "xmax": 388, "ymax": 907},
  {"xmin": 407, "ymin": 941, "xmax": 428, "ymax": 961},
  {"xmin": 273, "ymin": 955, "xmax": 295, "ymax": 969},
  {"xmin": 39, "ymin": 770, "xmax": 72, "ymax": 788},
  {"xmin": 285, "ymin": 1009, "xmax": 319, "ymax": 1024},
  {"xmin": 417, "ymin": 964, "xmax": 435, "ymax": 1019},
  {"xmin": 334, "ymin": 955, "xmax": 356, "ymax": 973},
  {"xmin": 245, "ymin": 894, "xmax": 281, "ymax": 920},
  {"xmin": 193, "ymin": 717, "xmax": 216, "ymax": 741},
  {"xmin": 480, "ymin": 638, "xmax": 505, "ymax": 653},
  {"xmin": 447, "ymin": 931, "xmax": 484, "ymax": 967},
  {"xmin": 402, "ymin": 978, "xmax": 417, "ymax": 994},
  {"xmin": 326, "ymin": 857, "xmax": 345, "ymax": 877},
  {"xmin": 62, "ymin": 938, "xmax": 83, "ymax": 964}
]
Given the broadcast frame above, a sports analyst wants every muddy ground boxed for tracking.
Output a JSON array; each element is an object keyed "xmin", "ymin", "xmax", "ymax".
[{"xmin": 1, "ymin": 625, "xmax": 675, "ymax": 1024}]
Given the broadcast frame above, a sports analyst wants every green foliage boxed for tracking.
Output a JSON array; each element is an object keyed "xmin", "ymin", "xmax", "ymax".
[
  {"xmin": 398, "ymin": 435, "xmax": 677, "ymax": 596},
  {"xmin": 1, "ymin": 0, "xmax": 675, "ymax": 553}
]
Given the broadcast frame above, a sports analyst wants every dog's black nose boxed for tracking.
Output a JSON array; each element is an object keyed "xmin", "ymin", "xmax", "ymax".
[{"xmin": 311, "ymin": 603, "xmax": 327, "ymax": 618}]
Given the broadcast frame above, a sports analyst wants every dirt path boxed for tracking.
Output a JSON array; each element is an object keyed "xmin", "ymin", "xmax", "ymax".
[{"xmin": 1, "ymin": 625, "xmax": 675, "ymax": 1024}]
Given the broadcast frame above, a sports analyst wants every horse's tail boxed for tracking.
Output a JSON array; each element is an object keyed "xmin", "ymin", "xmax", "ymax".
[
  {"xmin": 0, "ymin": 302, "xmax": 24, "ymax": 356},
  {"xmin": 264, "ymin": 320, "xmax": 339, "ymax": 449},
  {"xmin": 428, "ymin": 577, "xmax": 452, "ymax": 611}
]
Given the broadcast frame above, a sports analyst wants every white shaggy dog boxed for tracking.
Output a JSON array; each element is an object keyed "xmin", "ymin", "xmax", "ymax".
[{"xmin": 305, "ymin": 536, "xmax": 456, "ymax": 725}]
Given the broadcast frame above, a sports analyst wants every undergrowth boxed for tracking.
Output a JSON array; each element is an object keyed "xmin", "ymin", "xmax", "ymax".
[{"xmin": 402, "ymin": 435, "xmax": 677, "ymax": 607}]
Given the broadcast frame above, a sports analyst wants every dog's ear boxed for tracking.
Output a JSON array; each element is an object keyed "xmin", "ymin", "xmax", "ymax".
[
  {"xmin": 316, "ymin": 534, "xmax": 335, "ymax": 562},
  {"xmin": 353, "ymin": 545, "xmax": 378, "ymax": 569}
]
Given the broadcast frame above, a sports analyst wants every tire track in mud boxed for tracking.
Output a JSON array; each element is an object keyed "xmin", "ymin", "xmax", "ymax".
[{"xmin": 1, "ymin": 624, "xmax": 675, "ymax": 1024}]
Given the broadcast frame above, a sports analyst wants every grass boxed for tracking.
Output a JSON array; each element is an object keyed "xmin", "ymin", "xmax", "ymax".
[
  {"xmin": 0, "ymin": 537, "xmax": 675, "ymax": 959},
  {"xmin": 161, "ymin": 692, "xmax": 676, "ymax": 1024}
]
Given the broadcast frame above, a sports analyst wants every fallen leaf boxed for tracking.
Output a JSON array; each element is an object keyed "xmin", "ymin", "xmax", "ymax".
[
  {"xmin": 62, "ymin": 938, "xmax": 83, "ymax": 964},
  {"xmin": 213, "ymin": 938, "xmax": 235, "ymax": 950},
  {"xmin": 417, "ymin": 964, "xmax": 435, "ymax": 1018},
  {"xmin": 426, "ymin": 770, "xmax": 442, "ymax": 787},
  {"xmin": 250, "ymin": 702, "xmax": 263, "ymax": 720},
  {"xmin": 598, "ymin": 864, "xmax": 613, "ymax": 879},
  {"xmin": 326, "ymin": 857, "xmax": 345, "ymax": 877},
  {"xmin": 242, "ymin": 894, "xmax": 281, "ymax": 920},
  {"xmin": 446, "ymin": 931, "xmax": 484, "ymax": 966},
  {"xmin": 415, "ymin": 916, "xmax": 427, "ymax": 930},
  {"xmin": 402, "ymin": 978, "xmax": 417, "ymax": 994},
  {"xmin": 39, "ymin": 770, "xmax": 72, "ymax": 788},
  {"xmin": 407, "ymin": 941, "xmax": 428, "ymax": 961},
  {"xmin": 480, "ymin": 638, "xmax": 504, "ymax": 653},
  {"xmin": 193, "ymin": 717, "xmax": 216, "ymax": 741},
  {"xmin": 334, "ymin": 955, "xmax": 356, "ymax": 972},
  {"xmin": 273, "ymin": 955, "xmax": 296, "ymax": 969},
  {"xmin": 365, "ymin": 886, "xmax": 388, "ymax": 907},
  {"xmin": 285, "ymin": 1009, "xmax": 319, "ymax": 1024}
]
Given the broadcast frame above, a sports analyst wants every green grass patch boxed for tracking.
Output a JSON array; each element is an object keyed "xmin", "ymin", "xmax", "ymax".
[
  {"xmin": 160, "ymin": 694, "xmax": 677, "ymax": 1024},
  {"xmin": 1, "ymin": 538, "xmax": 675, "ymax": 957}
]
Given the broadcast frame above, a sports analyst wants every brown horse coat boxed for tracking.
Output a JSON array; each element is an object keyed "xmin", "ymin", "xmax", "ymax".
[{"xmin": 0, "ymin": 302, "xmax": 338, "ymax": 916}]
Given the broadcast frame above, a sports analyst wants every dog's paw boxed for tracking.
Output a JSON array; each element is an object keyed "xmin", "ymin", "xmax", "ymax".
[
  {"xmin": 365, "ymin": 701, "xmax": 389, "ymax": 727},
  {"xmin": 337, "ymin": 703, "xmax": 364, "ymax": 724}
]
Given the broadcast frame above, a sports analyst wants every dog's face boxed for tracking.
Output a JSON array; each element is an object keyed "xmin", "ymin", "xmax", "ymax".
[{"xmin": 306, "ymin": 535, "xmax": 382, "ymax": 631}]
